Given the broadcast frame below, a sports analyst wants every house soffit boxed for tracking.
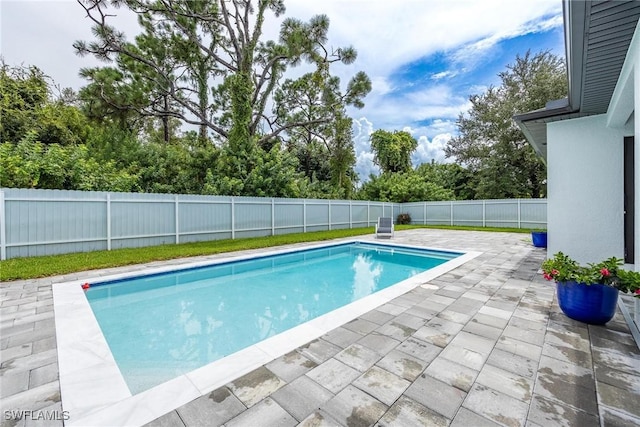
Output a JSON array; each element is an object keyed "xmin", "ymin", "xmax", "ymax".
[{"xmin": 514, "ymin": 0, "xmax": 640, "ymax": 159}]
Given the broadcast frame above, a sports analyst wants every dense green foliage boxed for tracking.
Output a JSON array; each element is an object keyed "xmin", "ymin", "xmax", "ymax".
[
  {"xmin": 358, "ymin": 171, "xmax": 455, "ymax": 203},
  {"xmin": 0, "ymin": 133, "xmax": 137, "ymax": 191},
  {"xmin": 445, "ymin": 50, "xmax": 566, "ymax": 198},
  {"xmin": 0, "ymin": 64, "xmax": 90, "ymax": 146}
]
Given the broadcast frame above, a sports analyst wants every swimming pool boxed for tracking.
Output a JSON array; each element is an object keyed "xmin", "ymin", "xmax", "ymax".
[
  {"xmin": 52, "ymin": 239, "xmax": 480, "ymax": 426},
  {"xmin": 85, "ymin": 242, "xmax": 460, "ymax": 394}
]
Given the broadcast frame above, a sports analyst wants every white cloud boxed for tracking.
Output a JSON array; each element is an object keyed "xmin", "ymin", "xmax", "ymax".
[
  {"xmin": 282, "ymin": 0, "xmax": 562, "ymax": 138},
  {"xmin": 355, "ymin": 151, "xmax": 380, "ymax": 182},
  {"xmin": 429, "ymin": 120, "xmax": 458, "ymax": 135},
  {"xmin": 446, "ymin": 14, "xmax": 564, "ymax": 72},
  {"xmin": 355, "ymin": 88, "xmax": 471, "ymax": 134},
  {"xmin": 352, "ymin": 117, "xmax": 379, "ymax": 181},
  {"xmin": 431, "ymin": 70, "xmax": 458, "ymax": 80},
  {"xmin": 411, "ymin": 133, "xmax": 455, "ymax": 166},
  {"xmin": 280, "ymin": 0, "xmax": 562, "ymax": 79}
]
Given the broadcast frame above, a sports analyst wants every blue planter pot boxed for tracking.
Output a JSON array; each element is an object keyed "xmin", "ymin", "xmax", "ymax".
[
  {"xmin": 531, "ymin": 231, "xmax": 547, "ymax": 248},
  {"xmin": 556, "ymin": 281, "xmax": 619, "ymax": 324}
]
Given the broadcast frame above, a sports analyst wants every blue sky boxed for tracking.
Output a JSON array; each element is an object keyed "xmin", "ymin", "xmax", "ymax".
[{"xmin": 1, "ymin": 0, "xmax": 565, "ymax": 181}]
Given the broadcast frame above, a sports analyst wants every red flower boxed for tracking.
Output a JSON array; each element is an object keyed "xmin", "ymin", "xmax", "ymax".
[
  {"xmin": 543, "ymin": 273, "xmax": 553, "ymax": 281},
  {"xmin": 551, "ymin": 269, "xmax": 559, "ymax": 276},
  {"xmin": 600, "ymin": 268, "xmax": 610, "ymax": 277},
  {"xmin": 635, "ymin": 289, "xmax": 640, "ymax": 295}
]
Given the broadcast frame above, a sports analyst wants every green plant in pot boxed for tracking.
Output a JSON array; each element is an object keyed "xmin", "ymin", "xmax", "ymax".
[{"xmin": 542, "ymin": 252, "xmax": 640, "ymax": 324}]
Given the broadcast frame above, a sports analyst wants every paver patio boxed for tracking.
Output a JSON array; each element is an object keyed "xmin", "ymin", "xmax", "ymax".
[{"xmin": 1, "ymin": 229, "xmax": 639, "ymax": 426}]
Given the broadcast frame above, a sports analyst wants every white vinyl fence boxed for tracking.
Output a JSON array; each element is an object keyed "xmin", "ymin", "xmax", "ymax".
[
  {"xmin": 0, "ymin": 188, "xmax": 546, "ymax": 260},
  {"xmin": 401, "ymin": 199, "xmax": 547, "ymax": 229}
]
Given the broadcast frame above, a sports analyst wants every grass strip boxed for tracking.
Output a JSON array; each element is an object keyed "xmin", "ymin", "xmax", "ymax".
[{"xmin": 0, "ymin": 224, "xmax": 533, "ymax": 281}]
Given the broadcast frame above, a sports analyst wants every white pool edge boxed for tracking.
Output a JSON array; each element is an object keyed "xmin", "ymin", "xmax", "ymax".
[{"xmin": 53, "ymin": 239, "xmax": 480, "ymax": 426}]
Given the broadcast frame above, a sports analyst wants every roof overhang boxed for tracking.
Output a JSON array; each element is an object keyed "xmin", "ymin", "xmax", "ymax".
[{"xmin": 514, "ymin": 0, "xmax": 640, "ymax": 160}]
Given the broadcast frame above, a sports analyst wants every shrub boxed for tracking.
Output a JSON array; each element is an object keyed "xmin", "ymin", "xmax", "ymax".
[{"xmin": 396, "ymin": 213, "xmax": 411, "ymax": 225}]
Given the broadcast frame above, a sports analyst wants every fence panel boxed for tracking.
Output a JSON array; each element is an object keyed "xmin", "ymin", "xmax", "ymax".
[
  {"xmin": 453, "ymin": 201, "xmax": 484, "ymax": 227},
  {"xmin": 520, "ymin": 200, "xmax": 547, "ymax": 229},
  {"xmin": 234, "ymin": 200, "xmax": 272, "ymax": 238},
  {"xmin": 274, "ymin": 201, "xmax": 304, "ymax": 235},
  {"xmin": 351, "ymin": 203, "xmax": 369, "ymax": 228},
  {"xmin": 368, "ymin": 204, "xmax": 384, "ymax": 225},
  {"xmin": 179, "ymin": 197, "xmax": 232, "ymax": 243},
  {"xmin": 425, "ymin": 203, "xmax": 452, "ymax": 225},
  {"xmin": 331, "ymin": 202, "xmax": 351, "ymax": 230},
  {"xmin": 111, "ymin": 198, "xmax": 175, "ymax": 248},
  {"xmin": 0, "ymin": 188, "xmax": 547, "ymax": 260},
  {"xmin": 305, "ymin": 202, "xmax": 329, "ymax": 232},
  {"xmin": 3, "ymin": 189, "xmax": 108, "ymax": 258},
  {"xmin": 484, "ymin": 200, "xmax": 519, "ymax": 228},
  {"xmin": 401, "ymin": 203, "xmax": 426, "ymax": 224}
]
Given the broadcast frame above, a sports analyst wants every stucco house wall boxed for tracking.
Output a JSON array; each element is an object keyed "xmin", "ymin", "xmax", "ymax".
[
  {"xmin": 546, "ymin": 19, "xmax": 639, "ymax": 269},
  {"xmin": 635, "ymin": 30, "xmax": 640, "ymax": 271},
  {"xmin": 547, "ymin": 115, "xmax": 627, "ymax": 264}
]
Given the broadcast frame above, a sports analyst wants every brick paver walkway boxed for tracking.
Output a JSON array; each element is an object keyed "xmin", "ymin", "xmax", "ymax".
[{"xmin": 1, "ymin": 229, "xmax": 639, "ymax": 426}]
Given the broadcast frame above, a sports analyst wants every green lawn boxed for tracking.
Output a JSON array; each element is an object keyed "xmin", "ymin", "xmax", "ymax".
[{"xmin": 0, "ymin": 225, "xmax": 531, "ymax": 281}]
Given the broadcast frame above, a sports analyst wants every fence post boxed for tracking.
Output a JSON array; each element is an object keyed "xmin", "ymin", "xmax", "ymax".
[
  {"xmin": 367, "ymin": 201, "xmax": 370, "ymax": 227},
  {"xmin": 349, "ymin": 200, "xmax": 352, "ymax": 229},
  {"xmin": 271, "ymin": 198, "xmax": 275, "ymax": 235},
  {"xmin": 106, "ymin": 193, "xmax": 111, "ymax": 251},
  {"xmin": 175, "ymin": 195, "xmax": 180, "ymax": 244},
  {"xmin": 482, "ymin": 200, "xmax": 486, "ymax": 228},
  {"xmin": 517, "ymin": 199, "xmax": 522, "ymax": 229},
  {"xmin": 231, "ymin": 197, "xmax": 235, "ymax": 239},
  {"xmin": 450, "ymin": 201, "xmax": 454, "ymax": 226},
  {"xmin": 0, "ymin": 191, "xmax": 6, "ymax": 260},
  {"xmin": 328, "ymin": 200, "xmax": 332, "ymax": 230},
  {"xmin": 423, "ymin": 202, "xmax": 427, "ymax": 225},
  {"xmin": 303, "ymin": 199, "xmax": 307, "ymax": 233}
]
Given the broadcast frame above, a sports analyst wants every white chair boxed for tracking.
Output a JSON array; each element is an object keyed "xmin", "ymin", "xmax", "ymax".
[{"xmin": 375, "ymin": 217, "xmax": 394, "ymax": 239}]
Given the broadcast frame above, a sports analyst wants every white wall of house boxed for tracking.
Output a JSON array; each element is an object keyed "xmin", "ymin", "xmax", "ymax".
[
  {"xmin": 547, "ymin": 115, "xmax": 627, "ymax": 264},
  {"xmin": 608, "ymin": 21, "xmax": 639, "ymax": 271},
  {"xmin": 547, "ymin": 22, "xmax": 639, "ymax": 267},
  {"xmin": 635, "ymin": 29, "xmax": 640, "ymax": 272}
]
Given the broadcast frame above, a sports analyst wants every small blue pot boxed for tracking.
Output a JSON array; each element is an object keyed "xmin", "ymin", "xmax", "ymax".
[
  {"xmin": 556, "ymin": 281, "xmax": 619, "ymax": 324},
  {"xmin": 531, "ymin": 231, "xmax": 547, "ymax": 248}
]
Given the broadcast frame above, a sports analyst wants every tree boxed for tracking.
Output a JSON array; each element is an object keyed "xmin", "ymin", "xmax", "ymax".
[
  {"xmin": 273, "ymin": 71, "xmax": 369, "ymax": 197},
  {"xmin": 415, "ymin": 162, "xmax": 476, "ymax": 200},
  {"xmin": 445, "ymin": 50, "xmax": 567, "ymax": 198},
  {"xmin": 78, "ymin": 67, "xmax": 147, "ymax": 132},
  {"xmin": 75, "ymin": 1, "xmax": 220, "ymax": 138},
  {"xmin": 369, "ymin": 130, "xmax": 418, "ymax": 174}
]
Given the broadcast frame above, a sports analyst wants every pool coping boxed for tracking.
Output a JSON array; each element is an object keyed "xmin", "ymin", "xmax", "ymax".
[{"xmin": 52, "ymin": 239, "xmax": 481, "ymax": 426}]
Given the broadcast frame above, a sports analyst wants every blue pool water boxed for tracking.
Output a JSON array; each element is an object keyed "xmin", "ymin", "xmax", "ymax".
[{"xmin": 85, "ymin": 242, "xmax": 460, "ymax": 393}]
